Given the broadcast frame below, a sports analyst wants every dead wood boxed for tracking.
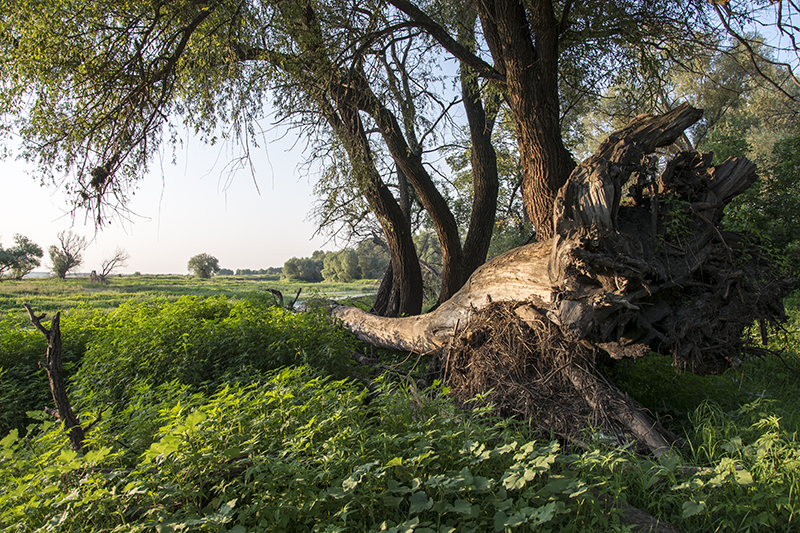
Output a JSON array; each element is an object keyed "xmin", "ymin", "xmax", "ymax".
[
  {"xmin": 332, "ymin": 104, "xmax": 795, "ymax": 455},
  {"xmin": 24, "ymin": 304, "xmax": 86, "ymax": 454}
]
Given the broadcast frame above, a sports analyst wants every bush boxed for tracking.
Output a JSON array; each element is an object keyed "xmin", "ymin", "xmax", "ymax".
[
  {"xmin": 0, "ymin": 370, "xmax": 634, "ymax": 532},
  {"xmin": 70, "ymin": 296, "xmax": 355, "ymax": 411},
  {"xmin": 0, "ymin": 308, "xmax": 105, "ymax": 435}
]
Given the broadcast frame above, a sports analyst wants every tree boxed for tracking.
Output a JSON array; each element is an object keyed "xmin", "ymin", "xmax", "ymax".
[
  {"xmin": 334, "ymin": 105, "xmax": 792, "ymax": 454},
  {"xmin": 98, "ymin": 248, "xmax": 130, "ymax": 282},
  {"xmin": 321, "ymin": 249, "xmax": 361, "ymax": 282},
  {"xmin": 725, "ymin": 131, "xmax": 800, "ymax": 271},
  {"xmin": 187, "ymin": 253, "xmax": 220, "ymax": 279},
  {"xmin": 283, "ymin": 251, "xmax": 325, "ymax": 282},
  {"xmin": 0, "ymin": 0, "xmax": 794, "ymax": 466},
  {"xmin": 0, "ymin": 234, "xmax": 43, "ymax": 280},
  {"xmin": 49, "ymin": 231, "xmax": 88, "ymax": 279}
]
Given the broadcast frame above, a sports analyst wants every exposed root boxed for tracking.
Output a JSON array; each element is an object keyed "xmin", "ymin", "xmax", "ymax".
[{"xmin": 442, "ymin": 301, "xmax": 677, "ymax": 455}]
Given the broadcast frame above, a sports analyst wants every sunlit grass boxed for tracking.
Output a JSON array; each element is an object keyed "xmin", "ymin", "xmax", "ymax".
[{"xmin": 0, "ymin": 274, "xmax": 379, "ymax": 318}]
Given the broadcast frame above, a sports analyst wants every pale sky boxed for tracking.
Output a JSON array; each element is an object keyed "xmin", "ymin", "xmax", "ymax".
[{"xmin": 1, "ymin": 128, "xmax": 334, "ymax": 275}]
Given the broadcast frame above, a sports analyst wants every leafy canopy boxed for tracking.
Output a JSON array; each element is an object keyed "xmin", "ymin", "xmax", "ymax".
[
  {"xmin": 187, "ymin": 253, "xmax": 220, "ymax": 278},
  {"xmin": 0, "ymin": 234, "xmax": 42, "ymax": 280}
]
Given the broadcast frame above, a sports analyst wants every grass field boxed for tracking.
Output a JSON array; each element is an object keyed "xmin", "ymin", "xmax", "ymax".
[
  {"xmin": 0, "ymin": 274, "xmax": 379, "ymax": 319},
  {"xmin": 1, "ymin": 275, "xmax": 799, "ymax": 531}
]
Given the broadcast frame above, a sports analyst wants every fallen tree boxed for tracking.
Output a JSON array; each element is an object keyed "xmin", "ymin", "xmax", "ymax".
[{"xmin": 334, "ymin": 104, "xmax": 795, "ymax": 455}]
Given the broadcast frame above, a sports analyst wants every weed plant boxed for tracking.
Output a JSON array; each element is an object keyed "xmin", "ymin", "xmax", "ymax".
[
  {"xmin": 0, "ymin": 296, "xmax": 355, "ymax": 435},
  {"xmin": 1, "ymin": 368, "xmax": 636, "ymax": 532},
  {"xmin": 1, "ymin": 285, "xmax": 799, "ymax": 531}
]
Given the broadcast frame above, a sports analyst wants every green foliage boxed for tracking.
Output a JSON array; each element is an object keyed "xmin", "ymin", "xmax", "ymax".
[
  {"xmin": 48, "ymin": 230, "xmax": 88, "ymax": 279},
  {"xmin": 283, "ymin": 251, "xmax": 326, "ymax": 282},
  {"xmin": 723, "ymin": 132, "xmax": 800, "ymax": 273},
  {"xmin": 0, "ymin": 370, "xmax": 632, "ymax": 532},
  {"xmin": 0, "ymin": 234, "xmax": 43, "ymax": 280},
  {"xmin": 1, "ymin": 288, "xmax": 800, "ymax": 531},
  {"xmin": 322, "ymin": 249, "xmax": 361, "ymax": 282},
  {"xmin": 0, "ymin": 307, "xmax": 104, "ymax": 435},
  {"xmin": 187, "ymin": 253, "xmax": 221, "ymax": 279},
  {"xmin": 355, "ymin": 239, "xmax": 389, "ymax": 279},
  {"xmin": 0, "ymin": 274, "xmax": 379, "ymax": 318},
  {"xmin": 69, "ymin": 296, "xmax": 355, "ymax": 409}
]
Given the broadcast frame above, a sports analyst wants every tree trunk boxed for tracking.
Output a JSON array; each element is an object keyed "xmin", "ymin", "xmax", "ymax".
[
  {"xmin": 24, "ymin": 305, "xmax": 86, "ymax": 454},
  {"xmin": 476, "ymin": 0, "xmax": 575, "ymax": 240},
  {"xmin": 333, "ymin": 105, "xmax": 794, "ymax": 453},
  {"xmin": 459, "ymin": 10, "xmax": 501, "ymax": 279},
  {"xmin": 323, "ymin": 96, "xmax": 424, "ymax": 317},
  {"xmin": 351, "ymin": 71, "xmax": 466, "ymax": 303}
]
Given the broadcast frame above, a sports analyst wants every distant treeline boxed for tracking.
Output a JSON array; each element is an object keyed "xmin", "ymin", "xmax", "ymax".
[
  {"xmin": 225, "ymin": 267, "xmax": 283, "ymax": 276},
  {"xmin": 283, "ymin": 240, "xmax": 390, "ymax": 283},
  {"xmin": 219, "ymin": 235, "xmax": 441, "ymax": 284}
]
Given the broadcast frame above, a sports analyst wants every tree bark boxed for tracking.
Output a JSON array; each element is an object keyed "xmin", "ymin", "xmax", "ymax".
[
  {"xmin": 459, "ymin": 9, "xmax": 501, "ymax": 280},
  {"xmin": 475, "ymin": 0, "xmax": 575, "ymax": 240},
  {"xmin": 350, "ymin": 70, "xmax": 466, "ymax": 303},
  {"xmin": 289, "ymin": 4, "xmax": 424, "ymax": 317},
  {"xmin": 326, "ymin": 99, "xmax": 424, "ymax": 317}
]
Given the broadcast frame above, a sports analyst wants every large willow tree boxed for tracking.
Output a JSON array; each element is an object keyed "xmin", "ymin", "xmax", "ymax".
[{"xmin": 1, "ymin": 0, "xmax": 796, "ymax": 453}]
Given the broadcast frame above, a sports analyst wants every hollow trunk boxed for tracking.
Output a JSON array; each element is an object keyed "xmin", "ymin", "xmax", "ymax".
[{"xmin": 333, "ymin": 104, "xmax": 794, "ymax": 453}]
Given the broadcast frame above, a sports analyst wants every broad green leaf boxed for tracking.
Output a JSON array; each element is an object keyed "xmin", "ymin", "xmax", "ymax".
[
  {"xmin": 0, "ymin": 429, "xmax": 18, "ymax": 448},
  {"xmin": 453, "ymin": 499, "xmax": 473, "ymax": 516},
  {"xmin": 185, "ymin": 409, "xmax": 207, "ymax": 430},
  {"xmin": 385, "ymin": 456, "xmax": 404, "ymax": 467},
  {"xmin": 682, "ymin": 500, "xmax": 707, "ymax": 518},
  {"xmin": 84, "ymin": 446, "xmax": 111, "ymax": 464},
  {"xmin": 409, "ymin": 491, "xmax": 432, "ymax": 514}
]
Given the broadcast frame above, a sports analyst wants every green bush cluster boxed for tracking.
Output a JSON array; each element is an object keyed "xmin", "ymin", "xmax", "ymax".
[
  {"xmin": 72, "ymin": 296, "xmax": 355, "ymax": 409},
  {"xmin": 0, "ymin": 368, "xmax": 630, "ymax": 532},
  {"xmin": 0, "ymin": 308, "xmax": 104, "ymax": 435},
  {"xmin": 0, "ymin": 296, "xmax": 355, "ymax": 435}
]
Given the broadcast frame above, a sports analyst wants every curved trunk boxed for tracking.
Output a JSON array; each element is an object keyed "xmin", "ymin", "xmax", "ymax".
[
  {"xmin": 324, "ymin": 99, "xmax": 423, "ymax": 317},
  {"xmin": 349, "ymin": 72, "xmax": 465, "ymax": 304},
  {"xmin": 459, "ymin": 11, "xmax": 500, "ymax": 279}
]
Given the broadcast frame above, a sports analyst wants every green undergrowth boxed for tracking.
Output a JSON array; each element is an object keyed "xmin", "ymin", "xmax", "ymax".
[
  {"xmin": 0, "ymin": 295, "xmax": 355, "ymax": 435},
  {"xmin": 0, "ymin": 291, "xmax": 799, "ymax": 531},
  {"xmin": 0, "ymin": 368, "xmax": 636, "ymax": 532}
]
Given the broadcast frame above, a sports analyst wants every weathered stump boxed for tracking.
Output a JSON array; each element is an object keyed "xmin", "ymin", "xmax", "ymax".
[{"xmin": 24, "ymin": 304, "xmax": 86, "ymax": 453}]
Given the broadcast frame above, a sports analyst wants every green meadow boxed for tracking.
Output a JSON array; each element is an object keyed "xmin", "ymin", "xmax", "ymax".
[{"xmin": 0, "ymin": 276, "xmax": 798, "ymax": 532}]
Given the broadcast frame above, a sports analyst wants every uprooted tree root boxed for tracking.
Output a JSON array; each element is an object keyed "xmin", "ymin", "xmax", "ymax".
[{"xmin": 440, "ymin": 301, "xmax": 678, "ymax": 455}]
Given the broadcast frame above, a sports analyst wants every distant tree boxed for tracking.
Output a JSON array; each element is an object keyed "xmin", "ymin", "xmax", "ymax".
[
  {"xmin": 49, "ymin": 231, "xmax": 89, "ymax": 279},
  {"xmin": 322, "ymin": 249, "xmax": 362, "ymax": 283},
  {"xmin": 97, "ymin": 248, "xmax": 130, "ymax": 282},
  {"xmin": 218, "ymin": 268, "xmax": 234, "ymax": 276},
  {"xmin": 355, "ymin": 240, "xmax": 390, "ymax": 280},
  {"xmin": 187, "ymin": 253, "xmax": 220, "ymax": 279},
  {"xmin": 0, "ymin": 234, "xmax": 43, "ymax": 280},
  {"xmin": 283, "ymin": 251, "xmax": 325, "ymax": 282}
]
